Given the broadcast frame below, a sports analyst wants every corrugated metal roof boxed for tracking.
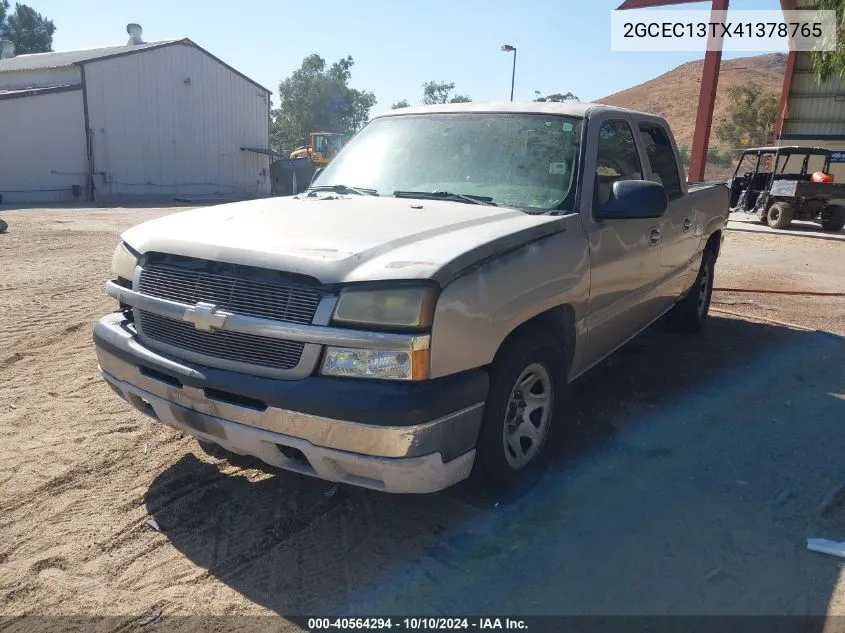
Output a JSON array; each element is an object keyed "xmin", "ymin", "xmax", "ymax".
[
  {"xmin": 0, "ymin": 40, "xmax": 182, "ymax": 72},
  {"xmin": 783, "ymin": 51, "xmax": 845, "ymax": 139}
]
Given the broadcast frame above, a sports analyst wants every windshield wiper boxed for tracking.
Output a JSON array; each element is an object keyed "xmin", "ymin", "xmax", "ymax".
[
  {"xmin": 393, "ymin": 190, "xmax": 497, "ymax": 206},
  {"xmin": 308, "ymin": 184, "xmax": 379, "ymax": 196}
]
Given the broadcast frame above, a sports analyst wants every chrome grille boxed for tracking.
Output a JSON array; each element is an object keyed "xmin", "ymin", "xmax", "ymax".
[
  {"xmin": 139, "ymin": 311, "xmax": 305, "ymax": 370},
  {"xmin": 138, "ymin": 262, "xmax": 321, "ymax": 325}
]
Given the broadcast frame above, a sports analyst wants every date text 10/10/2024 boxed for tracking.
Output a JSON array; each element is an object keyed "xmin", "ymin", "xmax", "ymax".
[{"xmin": 306, "ymin": 618, "xmax": 529, "ymax": 631}]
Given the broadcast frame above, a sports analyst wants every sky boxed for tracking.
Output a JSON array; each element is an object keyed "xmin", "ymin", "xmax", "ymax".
[{"xmin": 32, "ymin": 0, "xmax": 786, "ymax": 113}]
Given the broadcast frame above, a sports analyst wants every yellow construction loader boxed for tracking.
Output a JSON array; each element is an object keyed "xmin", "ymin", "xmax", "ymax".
[
  {"xmin": 272, "ymin": 132, "xmax": 348, "ymax": 196},
  {"xmin": 289, "ymin": 132, "xmax": 348, "ymax": 168}
]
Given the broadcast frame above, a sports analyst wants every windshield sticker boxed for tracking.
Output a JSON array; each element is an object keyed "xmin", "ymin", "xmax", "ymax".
[
  {"xmin": 549, "ymin": 162, "xmax": 568, "ymax": 175},
  {"xmin": 562, "ymin": 122, "xmax": 574, "ymax": 132}
]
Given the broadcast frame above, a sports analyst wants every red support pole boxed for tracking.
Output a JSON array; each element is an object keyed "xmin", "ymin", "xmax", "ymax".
[
  {"xmin": 774, "ymin": 0, "xmax": 798, "ymax": 143},
  {"xmin": 688, "ymin": 0, "xmax": 729, "ymax": 182},
  {"xmin": 774, "ymin": 50, "xmax": 797, "ymax": 143}
]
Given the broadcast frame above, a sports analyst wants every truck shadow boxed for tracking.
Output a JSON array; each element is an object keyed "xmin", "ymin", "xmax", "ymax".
[
  {"xmin": 728, "ymin": 225, "xmax": 845, "ymax": 243},
  {"xmin": 144, "ymin": 315, "xmax": 845, "ymax": 620}
]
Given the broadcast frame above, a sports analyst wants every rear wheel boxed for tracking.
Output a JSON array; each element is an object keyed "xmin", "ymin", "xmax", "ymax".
[
  {"xmin": 665, "ymin": 248, "xmax": 715, "ymax": 334},
  {"xmin": 475, "ymin": 329, "xmax": 568, "ymax": 495},
  {"xmin": 821, "ymin": 204, "xmax": 845, "ymax": 232},
  {"xmin": 767, "ymin": 201, "xmax": 794, "ymax": 229}
]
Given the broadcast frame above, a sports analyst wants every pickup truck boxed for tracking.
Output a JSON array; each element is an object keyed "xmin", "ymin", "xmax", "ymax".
[{"xmin": 94, "ymin": 102, "xmax": 729, "ymax": 494}]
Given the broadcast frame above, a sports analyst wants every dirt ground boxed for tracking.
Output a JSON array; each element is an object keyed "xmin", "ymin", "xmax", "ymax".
[{"xmin": 0, "ymin": 206, "xmax": 844, "ymax": 627}]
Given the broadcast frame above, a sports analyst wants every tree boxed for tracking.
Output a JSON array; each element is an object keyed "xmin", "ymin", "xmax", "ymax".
[
  {"xmin": 421, "ymin": 81, "xmax": 471, "ymax": 105},
  {"xmin": 391, "ymin": 99, "xmax": 410, "ymax": 109},
  {"xmin": 812, "ymin": 0, "xmax": 845, "ymax": 81},
  {"xmin": 271, "ymin": 54, "xmax": 376, "ymax": 151},
  {"xmin": 715, "ymin": 84, "xmax": 778, "ymax": 149},
  {"xmin": 534, "ymin": 92, "xmax": 579, "ymax": 103},
  {"xmin": 0, "ymin": 1, "xmax": 55, "ymax": 54}
]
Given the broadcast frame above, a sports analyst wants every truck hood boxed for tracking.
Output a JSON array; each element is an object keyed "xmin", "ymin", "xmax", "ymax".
[{"xmin": 121, "ymin": 195, "xmax": 566, "ymax": 285}]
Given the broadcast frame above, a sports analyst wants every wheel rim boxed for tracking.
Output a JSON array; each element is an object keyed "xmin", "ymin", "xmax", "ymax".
[
  {"xmin": 697, "ymin": 262, "xmax": 711, "ymax": 318},
  {"xmin": 502, "ymin": 362, "xmax": 553, "ymax": 470},
  {"xmin": 770, "ymin": 208, "xmax": 780, "ymax": 223}
]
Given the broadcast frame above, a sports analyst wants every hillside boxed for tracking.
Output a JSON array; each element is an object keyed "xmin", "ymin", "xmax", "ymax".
[{"xmin": 599, "ymin": 53, "xmax": 786, "ymax": 151}]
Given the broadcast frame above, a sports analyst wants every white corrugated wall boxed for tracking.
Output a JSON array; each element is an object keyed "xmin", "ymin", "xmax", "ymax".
[
  {"xmin": 782, "ymin": 51, "xmax": 845, "ymax": 182},
  {"xmin": 0, "ymin": 89, "xmax": 88, "ymax": 204},
  {"xmin": 82, "ymin": 43, "xmax": 270, "ymax": 200}
]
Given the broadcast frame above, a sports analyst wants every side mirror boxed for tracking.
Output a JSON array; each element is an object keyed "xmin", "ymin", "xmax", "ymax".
[
  {"xmin": 310, "ymin": 167, "xmax": 324, "ymax": 185},
  {"xmin": 596, "ymin": 180, "xmax": 668, "ymax": 220}
]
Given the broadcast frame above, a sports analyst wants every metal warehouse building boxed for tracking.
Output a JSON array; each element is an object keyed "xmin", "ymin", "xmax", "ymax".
[{"xmin": 0, "ymin": 25, "xmax": 272, "ymax": 204}]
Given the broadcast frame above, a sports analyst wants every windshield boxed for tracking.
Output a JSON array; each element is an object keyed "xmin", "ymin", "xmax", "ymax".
[{"xmin": 311, "ymin": 113, "xmax": 583, "ymax": 212}]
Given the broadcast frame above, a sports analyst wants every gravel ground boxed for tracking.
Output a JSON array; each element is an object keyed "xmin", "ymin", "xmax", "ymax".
[{"xmin": 0, "ymin": 206, "xmax": 843, "ymax": 625}]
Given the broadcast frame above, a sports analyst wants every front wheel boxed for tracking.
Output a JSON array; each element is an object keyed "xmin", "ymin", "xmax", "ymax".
[
  {"xmin": 475, "ymin": 330, "xmax": 568, "ymax": 494},
  {"xmin": 821, "ymin": 204, "xmax": 845, "ymax": 232},
  {"xmin": 665, "ymin": 249, "xmax": 715, "ymax": 334}
]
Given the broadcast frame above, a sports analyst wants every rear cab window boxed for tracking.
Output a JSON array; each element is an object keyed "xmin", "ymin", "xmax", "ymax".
[{"xmin": 638, "ymin": 123, "xmax": 683, "ymax": 200}]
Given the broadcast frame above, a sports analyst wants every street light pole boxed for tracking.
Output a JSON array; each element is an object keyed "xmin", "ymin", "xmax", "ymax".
[{"xmin": 501, "ymin": 44, "xmax": 517, "ymax": 101}]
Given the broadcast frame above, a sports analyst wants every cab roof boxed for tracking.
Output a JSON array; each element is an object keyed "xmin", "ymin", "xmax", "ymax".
[
  {"xmin": 742, "ymin": 146, "xmax": 830, "ymax": 155},
  {"xmin": 376, "ymin": 100, "xmax": 663, "ymax": 120}
]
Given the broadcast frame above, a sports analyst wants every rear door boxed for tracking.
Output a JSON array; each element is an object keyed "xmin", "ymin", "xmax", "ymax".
[
  {"xmin": 638, "ymin": 121, "xmax": 695, "ymax": 308},
  {"xmin": 579, "ymin": 115, "xmax": 663, "ymax": 370}
]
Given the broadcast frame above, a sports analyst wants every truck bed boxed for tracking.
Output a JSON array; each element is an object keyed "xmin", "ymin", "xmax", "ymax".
[{"xmin": 771, "ymin": 180, "xmax": 845, "ymax": 200}]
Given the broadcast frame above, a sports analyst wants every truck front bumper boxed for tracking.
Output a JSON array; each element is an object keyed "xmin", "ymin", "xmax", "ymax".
[{"xmin": 93, "ymin": 314, "xmax": 488, "ymax": 494}]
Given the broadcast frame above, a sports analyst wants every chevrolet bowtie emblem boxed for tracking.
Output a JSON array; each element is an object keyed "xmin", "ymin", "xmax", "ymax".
[{"xmin": 183, "ymin": 302, "xmax": 227, "ymax": 332}]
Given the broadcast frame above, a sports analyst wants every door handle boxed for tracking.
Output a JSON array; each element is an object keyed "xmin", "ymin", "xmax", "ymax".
[
  {"xmin": 649, "ymin": 227, "xmax": 661, "ymax": 246},
  {"xmin": 683, "ymin": 218, "xmax": 692, "ymax": 232}
]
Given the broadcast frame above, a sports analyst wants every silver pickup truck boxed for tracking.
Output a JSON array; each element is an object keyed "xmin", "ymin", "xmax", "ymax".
[{"xmin": 94, "ymin": 102, "xmax": 729, "ymax": 494}]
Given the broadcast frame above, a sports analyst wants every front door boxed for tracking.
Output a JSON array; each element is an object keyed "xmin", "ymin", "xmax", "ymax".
[{"xmin": 579, "ymin": 117, "xmax": 663, "ymax": 370}]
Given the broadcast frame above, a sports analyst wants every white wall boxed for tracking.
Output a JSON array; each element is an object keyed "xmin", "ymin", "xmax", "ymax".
[
  {"xmin": 782, "ymin": 51, "xmax": 845, "ymax": 184},
  {"xmin": 82, "ymin": 43, "xmax": 270, "ymax": 200},
  {"xmin": 777, "ymin": 138, "xmax": 845, "ymax": 184},
  {"xmin": 0, "ymin": 89, "xmax": 88, "ymax": 204},
  {"xmin": 0, "ymin": 67, "xmax": 81, "ymax": 91}
]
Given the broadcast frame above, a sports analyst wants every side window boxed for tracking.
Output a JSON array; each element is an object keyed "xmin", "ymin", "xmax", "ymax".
[
  {"xmin": 595, "ymin": 120, "xmax": 642, "ymax": 207},
  {"xmin": 639, "ymin": 124, "xmax": 683, "ymax": 200}
]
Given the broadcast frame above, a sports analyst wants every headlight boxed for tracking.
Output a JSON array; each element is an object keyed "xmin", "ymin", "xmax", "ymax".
[
  {"xmin": 332, "ymin": 286, "xmax": 437, "ymax": 329},
  {"xmin": 111, "ymin": 242, "xmax": 139, "ymax": 281},
  {"xmin": 321, "ymin": 347, "xmax": 430, "ymax": 381}
]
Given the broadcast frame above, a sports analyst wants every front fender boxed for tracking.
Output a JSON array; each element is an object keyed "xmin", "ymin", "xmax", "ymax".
[{"xmin": 429, "ymin": 215, "xmax": 590, "ymax": 379}]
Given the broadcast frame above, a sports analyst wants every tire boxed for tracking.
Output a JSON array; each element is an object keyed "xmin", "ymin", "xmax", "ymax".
[
  {"xmin": 475, "ymin": 328, "xmax": 568, "ymax": 495},
  {"xmin": 665, "ymin": 248, "xmax": 716, "ymax": 335},
  {"xmin": 767, "ymin": 201, "xmax": 794, "ymax": 230},
  {"xmin": 0, "ymin": 219, "xmax": 7, "ymax": 234},
  {"xmin": 821, "ymin": 204, "xmax": 845, "ymax": 232}
]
